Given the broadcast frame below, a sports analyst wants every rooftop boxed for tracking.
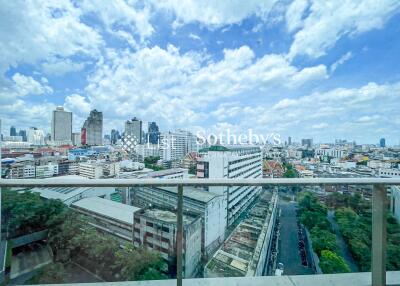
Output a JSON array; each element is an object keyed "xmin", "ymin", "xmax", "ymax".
[
  {"xmin": 72, "ymin": 197, "xmax": 140, "ymax": 225},
  {"xmin": 140, "ymin": 208, "xmax": 195, "ymax": 225},
  {"xmin": 158, "ymin": 186, "xmax": 218, "ymax": 203},
  {"xmin": 206, "ymin": 192, "xmax": 277, "ymax": 277}
]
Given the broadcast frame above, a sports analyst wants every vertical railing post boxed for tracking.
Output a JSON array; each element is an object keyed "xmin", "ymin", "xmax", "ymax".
[
  {"xmin": 372, "ymin": 184, "xmax": 387, "ymax": 286},
  {"xmin": 176, "ymin": 185, "xmax": 183, "ymax": 286}
]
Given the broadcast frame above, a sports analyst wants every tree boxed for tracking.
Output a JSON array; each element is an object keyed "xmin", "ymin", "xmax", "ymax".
[
  {"xmin": 29, "ymin": 263, "xmax": 69, "ymax": 284},
  {"xmin": 310, "ymin": 227, "xmax": 338, "ymax": 256},
  {"xmin": 319, "ymin": 250, "xmax": 350, "ymax": 274}
]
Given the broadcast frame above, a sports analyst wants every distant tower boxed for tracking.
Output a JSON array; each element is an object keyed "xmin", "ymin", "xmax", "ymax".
[
  {"xmin": 288, "ymin": 136, "xmax": 292, "ymax": 146},
  {"xmin": 81, "ymin": 110, "xmax": 103, "ymax": 146},
  {"xmin": 10, "ymin": 125, "xmax": 17, "ymax": 136},
  {"xmin": 380, "ymin": 138, "xmax": 386, "ymax": 148},
  {"xmin": 148, "ymin": 122, "xmax": 160, "ymax": 144},
  {"xmin": 51, "ymin": 106, "xmax": 72, "ymax": 142},
  {"xmin": 125, "ymin": 117, "xmax": 142, "ymax": 144}
]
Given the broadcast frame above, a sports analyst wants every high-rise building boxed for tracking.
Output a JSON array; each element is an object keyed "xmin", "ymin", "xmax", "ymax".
[
  {"xmin": 148, "ymin": 122, "xmax": 160, "ymax": 144},
  {"xmin": 288, "ymin": 136, "xmax": 292, "ymax": 146},
  {"xmin": 160, "ymin": 130, "xmax": 197, "ymax": 164},
  {"xmin": 380, "ymin": 138, "xmax": 386, "ymax": 148},
  {"xmin": 51, "ymin": 106, "xmax": 72, "ymax": 142},
  {"xmin": 197, "ymin": 145, "xmax": 262, "ymax": 226},
  {"xmin": 301, "ymin": 138, "xmax": 313, "ymax": 148},
  {"xmin": 27, "ymin": 127, "xmax": 45, "ymax": 146},
  {"xmin": 110, "ymin": 129, "xmax": 120, "ymax": 145},
  {"xmin": 18, "ymin": 130, "xmax": 27, "ymax": 142},
  {"xmin": 10, "ymin": 126, "xmax": 17, "ymax": 136},
  {"xmin": 81, "ymin": 110, "xmax": 103, "ymax": 146},
  {"xmin": 125, "ymin": 117, "xmax": 142, "ymax": 144}
]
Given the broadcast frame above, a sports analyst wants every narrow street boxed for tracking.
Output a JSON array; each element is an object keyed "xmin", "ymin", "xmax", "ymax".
[
  {"xmin": 327, "ymin": 210, "xmax": 359, "ymax": 272},
  {"xmin": 277, "ymin": 200, "xmax": 314, "ymax": 275}
]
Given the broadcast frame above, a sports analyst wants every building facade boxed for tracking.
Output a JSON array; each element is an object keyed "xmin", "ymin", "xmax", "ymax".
[
  {"xmin": 51, "ymin": 106, "xmax": 72, "ymax": 142},
  {"xmin": 125, "ymin": 117, "xmax": 142, "ymax": 144},
  {"xmin": 197, "ymin": 145, "xmax": 262, "ymax": 226},
  {"xmin": 82, "ymin": 110, "xmax": 103, "ymax": 146}
]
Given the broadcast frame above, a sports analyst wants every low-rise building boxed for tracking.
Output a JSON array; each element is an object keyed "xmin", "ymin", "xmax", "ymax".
[
  {"xmin": 132, "ymin": 186, "xmax": 226, "ymax": 256},
  {"xmin": 79, "ymin": 162, "xmax": 103, "ymax": 179},
  {"xmin": 133, "ymin": 208, "xmax": 202, "ymax": 278},
  {"xmin": 71, "ymin": 197, "xmax": 141, "ymax": 242}
]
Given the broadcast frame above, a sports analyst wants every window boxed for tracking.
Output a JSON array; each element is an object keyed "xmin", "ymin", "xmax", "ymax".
[{"xmin": 146, "ymin": 221, "xmax": 153, "ymax": 227}]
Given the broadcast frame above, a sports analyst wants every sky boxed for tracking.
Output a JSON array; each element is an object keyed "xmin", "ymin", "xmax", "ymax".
[{"xmin": 1, "ymin": 0, "xmax": 400, "ymax": 145}]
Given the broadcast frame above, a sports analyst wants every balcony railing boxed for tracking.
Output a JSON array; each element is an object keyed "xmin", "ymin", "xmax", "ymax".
[{"xmin": 1, "ymin": 177, "xmax": 400, "ymax": 286}]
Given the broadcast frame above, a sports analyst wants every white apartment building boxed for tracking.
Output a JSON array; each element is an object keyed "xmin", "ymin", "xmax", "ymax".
[
  {"xmin": 368, "ymin": 160, "xmax": 392, "ymax": 169},
  {"xmin": 160, "ymin": 130, "xmax": 197, "ymax": 163},
  {"xmin": 379, "ymin": 168, "xmax": 400, "ymax": 178},
  {"xmin": 35, "ymin": 163, "xmax": 58, "ymax": 178},
  {"xmin": 79, "ymin": 162, "xmax": 103, "ymax": 179},
  {"xmin": 27, "ymin": 128, "xmax": 45, "ymax": 146},
  {"xmin": 9, "ymin": 163, "xmax": 35, "ymax": 179},
  {"xmin": 315, "ymin": 147, "xmax": 348, "ymax": 159},
  {"xmin": 197, "ymin": 145, "xmax": 262, "ymax": 226},
  {"xmin": 134, "ymin": 144, "xmax": 161, "ymax": 161}
]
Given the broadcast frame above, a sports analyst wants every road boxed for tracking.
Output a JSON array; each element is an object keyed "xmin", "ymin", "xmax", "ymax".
[
  {"xmin": 277, "ymin": 200, "xmax": 314, "ymax": 275},
  {"xmin": 327, "ymin": 210, "xmax": 359, "ymax": 272}
]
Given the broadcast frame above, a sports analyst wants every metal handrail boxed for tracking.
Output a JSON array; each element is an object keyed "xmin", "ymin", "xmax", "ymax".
[
  {"xmin": 0, "ymin": 178, "xmax": 397, "ymax": 286},
  {"xmin": 1, "ymin": 177, "xmax": 400, "ymax": 187}
]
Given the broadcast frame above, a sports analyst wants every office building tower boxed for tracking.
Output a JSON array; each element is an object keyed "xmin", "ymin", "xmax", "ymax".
[
  {"xmin": 111, "ymin": 129, "xmax": 120, "ymax": 145},
  {"xmin": 81, "ymin": 109, "xmax": 103, "ymax": 146},
  {"xmin": 51, "ymin": 106, "xmax": 72, "ymax": 142},
  {"xmin": 380, "ymin": 138, "xmax": 386, "ymax": 148},
  {"xmin": 10, "ymin": 126, "xmax": 17, "ymax": 136},
  {"xmin": 148, "ymin": 122, "xmax": 160, "ymax": 144},
  {"xmin": 301, "ymin": 138, "xmax": 313, "ymax": 148},
  {"xmin": 18, "ymin": 130, "xmax": 27, "ymax": 142},
  {"xmin": 288, "ymin": 136, "xmax": 292, "ymax": 146},
  {"xmin": 197, "ymin": 145, "xmax": 262, "ymax": 226},
  {"xmin": 125, "ymin": 117, "xmax": 142, "ymax": 144}
]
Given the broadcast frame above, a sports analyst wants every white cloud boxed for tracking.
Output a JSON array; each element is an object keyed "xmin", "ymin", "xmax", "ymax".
[
  {"xmin": 41, "ymin": 58, "xmax": 86, "ymax": 76},
  {"xmin": 330, "ymin": 52, "xmax": 353, "ymax": 73},
  {"xmin": 287, "ymin": 0, "xmax": 400, "ymax": 59},
  {"xmin": 152, "ymin": 0, "xmax": 279, "ymax": 27},
  {"xmin": 189, "ymin": 33, "xmax": 201, "ymax": 41},
  {"xmin": 81, "ymin": 44, "xmax": 327, "ymax": 133},
  {"xmin": 0, "ymin": 0, "xmax": 102, "ymax": 75},
  {"xmin": 64, "ymin": 94, "xmax": 91, "ymax": 116},
  {"xmin": 285, "ymin": 0, "xmax": 309, "ymax": 32},
  {"xmin": 12, "ymin": 73, "xmax": 53, "ymax": 96},
  {"xmin": 312, "ymin": 122, "xmax": 328, "ymax": 129},
  {"xmin": 80, "ymin": 0, "xmax": 154, "ymax": 43}
]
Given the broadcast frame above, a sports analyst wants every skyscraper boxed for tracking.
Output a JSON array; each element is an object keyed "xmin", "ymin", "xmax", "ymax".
[
  {"xmin": 10, "ymin": 126, "xmax": 17, "ymax": 136},
  {"xmin": 288, "ymin": 136, "xmax": 292, "ymax": 146},
  {"xmin": 51, "ymin": 106, "xmax": 72, "ymax": 142},
  {"xmin": 111, "ymin": 129, "xmax": 120, "ymax": 145},
  {"xmin": 148, "ymin": 122, "xmax": 160, "ymax": 144},
  {"xmin": 18, "ymin": 130, "xmax": 27, "ymax": 142},
  {"xmin": 81, "ymin": 109, "xmax": 103, "ymax": 146},
  {"xmin": 301, "ymin": 138, "xmax": 313, "ymax": 148},
  {"xmin": 380, "ymin": 138, "xmax": 386, "ymax": 148},
  {"xmin": 125, "ymin": 117, "xmax": 142, "ymax": 144}
]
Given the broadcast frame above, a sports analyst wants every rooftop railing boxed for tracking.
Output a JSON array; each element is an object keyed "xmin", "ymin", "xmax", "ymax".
[{"xmin": 1, "ymin": 177, "xmax": 400, "ymax": 286}]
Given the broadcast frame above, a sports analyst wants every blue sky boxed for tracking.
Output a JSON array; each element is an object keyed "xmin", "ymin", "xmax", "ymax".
[{"xmin": 1, "ymin": 0, "xmax": 400, "ymax": 145}]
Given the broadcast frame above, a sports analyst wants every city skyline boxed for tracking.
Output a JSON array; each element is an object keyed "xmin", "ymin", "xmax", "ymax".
[{"xmin": 1, "ymin": 1, "xmax": 400, "ymax": 144}]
